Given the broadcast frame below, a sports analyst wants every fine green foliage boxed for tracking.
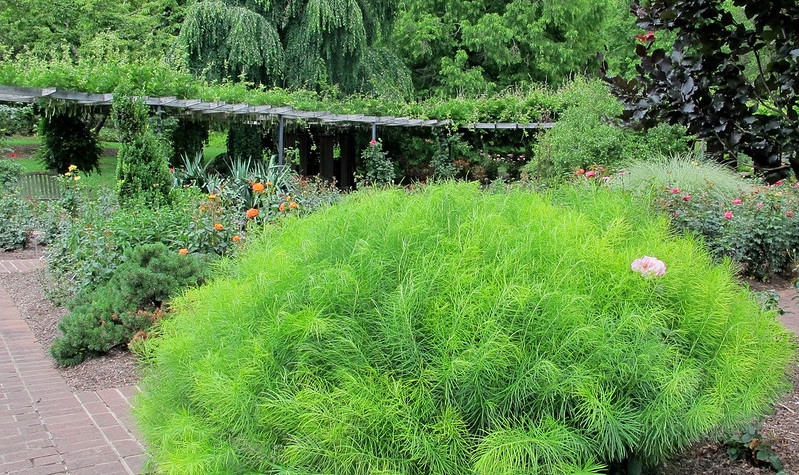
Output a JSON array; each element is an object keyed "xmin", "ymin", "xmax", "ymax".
[
  {"xmin": 37, "ymin": 113, "xmax": 102, "ymax": 174},
  {"xmin": 526, "ymin": 79, "xmax": 689, "ymax": 181},
  {"xmin": 50, "ymin": 243, "xmax": 210, "ymax": 366},
  {"xmin": 136, "ymin": 183, "xmax": 795, "ymax": 473},
  {"xmin": 610, "ymin": 155, "xmax": 753, "ymax": 201},
  {"xmin": 111, "ymin": 90, "xmax": 172, "ymax": 207}
]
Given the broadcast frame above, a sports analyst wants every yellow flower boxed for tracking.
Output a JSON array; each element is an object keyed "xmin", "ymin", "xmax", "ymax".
[
  {"xmin": 73, "ymin": 175, "xmax": 81, "ymax": 181},
  {"xmin": 68, "ymin": 165, "xmax": 78, "ymax": 172},
  {"xmin": 208, "ymin": 194, "xmax": 217, "ymax": 200}
]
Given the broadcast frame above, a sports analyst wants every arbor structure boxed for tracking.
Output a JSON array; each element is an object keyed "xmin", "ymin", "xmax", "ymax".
[{"xmin": 603, "ymin": 0, "xmax": 799, "ymax": 181}]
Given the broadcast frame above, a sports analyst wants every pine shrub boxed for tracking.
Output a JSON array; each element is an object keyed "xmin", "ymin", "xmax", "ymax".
[
  {"xmin": 136, "ymin": 183, "xmax": 795, "ymax": 473},
  {"xmin": 51, "ymin": 243, "xmax": 210, "ymax": 366}
]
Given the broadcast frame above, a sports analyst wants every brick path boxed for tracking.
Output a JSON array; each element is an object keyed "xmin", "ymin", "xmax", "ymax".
[{"xmin": 0, "ymin": 259, "xmax": 146, "ymax": 474}]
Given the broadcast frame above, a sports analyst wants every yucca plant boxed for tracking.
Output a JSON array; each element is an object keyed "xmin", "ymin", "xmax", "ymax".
[{"xmin": 135, "ymin": 183, "xmax": 795, "ymax": 474}]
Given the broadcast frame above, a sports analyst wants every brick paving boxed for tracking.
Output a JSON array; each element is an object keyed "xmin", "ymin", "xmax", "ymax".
[{"xmin": 0, "ymin": 260, "xmax": 146, "ymax": 474}]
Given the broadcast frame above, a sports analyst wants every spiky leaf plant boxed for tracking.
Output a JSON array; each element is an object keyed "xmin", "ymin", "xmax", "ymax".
[{"xmin": 136, "ymin": 183, "xmax": 795, "ymax": 473}]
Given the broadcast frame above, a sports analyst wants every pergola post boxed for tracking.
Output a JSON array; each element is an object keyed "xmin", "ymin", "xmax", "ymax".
[
  {"xmin": 278, "ymin": 114, "xmax": 285, "ymax": 165},
  {"xmin": 371, "ymin": 122, "xmax": 377, "ymax": 142}
]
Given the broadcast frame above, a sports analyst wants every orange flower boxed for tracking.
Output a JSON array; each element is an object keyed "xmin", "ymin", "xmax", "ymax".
[
  {"xmin": 278, "ymin": 202, "xmax": 286, "ymax": 212},
  {"xmin": 285, "ymin": 195, "xmax": 292, "ymax": 201},
  {"xmin": 208, "ymin": 194, "xmax": 217, "ymax": 200},
  {"xmin": 289, "ymin": 201, "xmax": 299, "ymax": 209},
  {"xmin": 252, "ymin": 182, "xmax": 265, "ymax": 193},
  {"xmin": 232, "ymin": 235, "xmax": 241, "ymax": 242},
  {"xmin": 246, "ymin": 208, "xmax": 259, "ymax": 219},
  {"xmin": 178, "ymin": 248, "xmax": 189, "ymax": 255},
  {"xmin": 213, "ymin": 223, "xmax": 224, "ymax": 231},
  {"xmin": 265, "ymin": 181, "xmax": 273, "ymax": 186}
]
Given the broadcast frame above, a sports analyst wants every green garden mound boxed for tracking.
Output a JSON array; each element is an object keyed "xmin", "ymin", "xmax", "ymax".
[{"xmin": 136, "ymin": 183, "xmax": 795, "ymax": 474}]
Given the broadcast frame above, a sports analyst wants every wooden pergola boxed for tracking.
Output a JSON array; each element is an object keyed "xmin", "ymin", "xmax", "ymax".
[{"xmin": 0, "ymin": 85, "xmax": 555, "ymax": 186}]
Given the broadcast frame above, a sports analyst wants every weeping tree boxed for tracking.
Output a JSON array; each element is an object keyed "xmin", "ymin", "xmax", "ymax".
[{"xmin": 177, "ymin": 0, "xmax": 407, "ymax": 94}]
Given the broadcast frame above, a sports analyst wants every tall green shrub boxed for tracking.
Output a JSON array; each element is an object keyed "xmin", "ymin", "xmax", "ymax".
[
  {"xmin": 112, "ymin": 90, "xmax": 172, "ymax": 207},
  {"xmin": 37, "ymin": 112, "xmax": 102, "ymax": 174},
  {"xmin": 527, "ymin": 79, "xmax": 688, "ymax": 181},
  {"xmin": 136, "ymin": 183, "xmax": 795, "ymax": 473}
]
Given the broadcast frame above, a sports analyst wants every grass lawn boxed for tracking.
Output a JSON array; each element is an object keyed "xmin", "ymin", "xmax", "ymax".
[{"xmin": 6, "ymin": 136, "xmax": 120, "ymax": 190}]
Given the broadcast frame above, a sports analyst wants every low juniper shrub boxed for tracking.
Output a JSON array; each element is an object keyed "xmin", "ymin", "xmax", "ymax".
[
  {"xmin": 51, "ymin": 243, "xmax": 210, "ymax": 366},
  {"xmin": 136, "ymin": 183, "xmax": 795, "ymax": 473}
]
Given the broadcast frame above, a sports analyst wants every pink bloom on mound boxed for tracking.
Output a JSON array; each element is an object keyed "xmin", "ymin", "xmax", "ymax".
[
  {"xmin": 631, "ymin": 256, "xmax": 667, "ymax": 278},
  {"xmin": 732, "ymin": 198, "xmax": 742, "ymax": 205},
  {"xmin": 776, "ymin": 180, "xmax": 783, "ymax": 185},
  {"xmin": 576, "ymin": 168, "xmax": 585, "ymax": 175},
  {"xmin": 787, "ymin": 211, "xmax": 795, "ymax": 218},
  {"xmin": 683, "ymin": 194, "xmax": 691, "ymax": 201},
  {"xmin": 585, "ymin": 170, "xmax": 596, "ymax": 178},
  {"xmin": 756, "ymin": 202, "xmax": 764, "ymax": 210},
  {"xmin": 673, "ymin": 211, "xmax": 680, "ymax": 217},
  {"xmin": 369, "ymin": 139, "xmax": 377, "ymax": 146},
  {"xmin": 723, "ymin": 211, "xmax": 734, "ymax": 219},
  {"xmin": 671, "ymin": 187, "xmax": 680, "ymax": 194}
]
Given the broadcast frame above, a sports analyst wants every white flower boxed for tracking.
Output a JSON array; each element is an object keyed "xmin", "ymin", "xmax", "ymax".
[{"xmin": 631, "ymin": 256, "xmax": 666, "ymax": 278}]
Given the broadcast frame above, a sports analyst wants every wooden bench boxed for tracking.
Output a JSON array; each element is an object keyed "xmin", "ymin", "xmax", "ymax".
[{"xmin": 18, "ymin": 172, "xmax": 62, "ymax": 201}]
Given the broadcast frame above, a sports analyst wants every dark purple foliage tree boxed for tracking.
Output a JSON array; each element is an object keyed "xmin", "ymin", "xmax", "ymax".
[{"xmin": 602, "ymin": 0, "xmax": 799, "ymax": 182}]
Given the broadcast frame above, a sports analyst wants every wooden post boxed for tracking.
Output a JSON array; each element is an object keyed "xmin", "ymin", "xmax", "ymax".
[{"xmin": 278, "ymin": 115, "xmax": 285, "ymax": 165}]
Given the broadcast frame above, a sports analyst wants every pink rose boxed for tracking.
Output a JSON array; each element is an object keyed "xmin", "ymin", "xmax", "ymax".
[
  {"xmin": 732, "ymin": 199, "xmax": 742, "ymax": 205},
  {"xmin": 369, "ymin": 139, "xmax": 377, "ymax": 146},
  {"xmin": 775, "ymin": 180, "xmax": 783, "ymax": 185},
  {"xmin": 575, "ymin": 168, "xmax": 585, "ymax": 175},
  {"xmin": 723, "ymin": 211, "xmax": 734, "ymax": 219},
  {"xmin": 683, "ymin": 194, "xmax": 691, "ymax": 201},
  {"xmin": 631, "ymin": 256, "xmax": 667, "ymax": 278},
  {"xmin": 585, "ymin": 170, "xmax": 596, "ymax": 178},
  {"xmin": 671, "ymin": 187, "xmax": 680, "ymax": 194},
  {"xmin": 787, "ymin": 211, "xmax": 795, "ymax": 218}
]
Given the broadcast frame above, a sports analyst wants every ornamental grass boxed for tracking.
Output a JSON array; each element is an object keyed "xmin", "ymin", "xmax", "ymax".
[{"xmin": 136, "ymin": 183, "xmax": 795, "ymax": 474}]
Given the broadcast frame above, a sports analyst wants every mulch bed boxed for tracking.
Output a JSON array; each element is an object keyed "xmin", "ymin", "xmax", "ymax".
[{"xmin": 0, "ymin": 247, "xmax": 797, "ymax": 472}]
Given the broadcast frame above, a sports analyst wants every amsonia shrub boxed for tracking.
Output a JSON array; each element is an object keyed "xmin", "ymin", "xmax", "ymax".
[{"xmin": 136, "ymin": 183, "xmax": 795, "ymax": 474}]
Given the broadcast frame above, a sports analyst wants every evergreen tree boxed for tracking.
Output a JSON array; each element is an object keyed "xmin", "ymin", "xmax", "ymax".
[{"xmin": 177, "ymin": 0, "xmax": 404, "ymax": 93}]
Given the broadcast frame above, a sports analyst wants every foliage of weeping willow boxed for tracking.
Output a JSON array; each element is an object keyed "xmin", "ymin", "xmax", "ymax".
[
  {"xmin": 135, "ymin": 183, "xmax": 795, "ymax": 473},
  {"xmin": 178, "ymin": 0, "xmax": 406, "ymax": 93}
]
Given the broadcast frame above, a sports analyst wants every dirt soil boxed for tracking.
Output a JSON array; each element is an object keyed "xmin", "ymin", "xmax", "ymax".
[{"xmin": 0, "ymin": 248, "xmax": 797, "ymax": 473}]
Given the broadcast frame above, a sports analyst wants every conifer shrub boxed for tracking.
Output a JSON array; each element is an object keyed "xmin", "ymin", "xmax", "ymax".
[
  {"xmin": 51, "ymin": 243, "xmax": 210, "ymax": 366},
  {"xmin": 37, "ymin": 112, "xmax": 102, "ymax": 174},
  {"xmin": 136, "ymin": 183, "xmax": 795, "ymax": 473},
  {"xmin": 112, "ymin": 89, "xmax": 173, "ymax": 207}
]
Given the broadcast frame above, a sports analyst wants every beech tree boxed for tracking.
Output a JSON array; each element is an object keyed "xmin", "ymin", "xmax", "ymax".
[{"xmin": 603, "ymin": 0, "xmax": 799, "ymax": 181}]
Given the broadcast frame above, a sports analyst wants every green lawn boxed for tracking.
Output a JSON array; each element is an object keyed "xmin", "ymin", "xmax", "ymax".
[
  {"xmin": 6, "ymin": 134, "xmax": 229, "ymax": 189},
  {"xmin": 6, "ymin": 136, "xmax": 120, "ymax": 190}
]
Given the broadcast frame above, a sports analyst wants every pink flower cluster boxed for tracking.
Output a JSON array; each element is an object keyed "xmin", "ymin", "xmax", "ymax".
[{"xmin": 631, "ymin": 256, "xmax": 667, "ymax": 278}]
